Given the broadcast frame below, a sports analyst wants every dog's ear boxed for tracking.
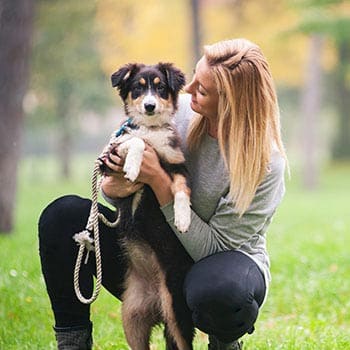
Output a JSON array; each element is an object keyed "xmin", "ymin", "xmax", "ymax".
[
  {"xmin": 111, "ymin": 63, "xmax": 140, "ymax": 89},
  {"xmin": 157, "ymin": 63, "xmax": 186, "ymax": 93}
]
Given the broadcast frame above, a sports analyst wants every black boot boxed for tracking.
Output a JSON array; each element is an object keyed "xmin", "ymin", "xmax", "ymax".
[
  {"xmin": 208, "ymin": 335, "xmax": 243, "ymax": 350},
  {"xmin": 54, "ymin": 322, "xmax": 93, "ymax": 350}
]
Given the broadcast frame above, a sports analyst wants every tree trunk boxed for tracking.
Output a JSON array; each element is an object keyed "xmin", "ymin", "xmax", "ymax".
[
  {"xmin": 189, "ymin": 0, "xmax": 202, "ymax": 66},
  {"xmin": 56, "ymin": 81, "xmax": 73, "ymax": 179},
  {"xmin": 0, "ymin": 0, "xmax": 35, "ymax": 233},
  {"xmin": 332, "ymin": 39, "xmax": 350, "ymax": 160},
  {"xmin": 300, "ymin": 34, "xmax": 324, "ymax": 190}
]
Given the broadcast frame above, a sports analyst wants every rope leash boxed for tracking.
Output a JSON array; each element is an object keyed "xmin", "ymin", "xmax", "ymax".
[{"xmin": 72, "ymin": 128, "xmax": 125, "ymax": 304}]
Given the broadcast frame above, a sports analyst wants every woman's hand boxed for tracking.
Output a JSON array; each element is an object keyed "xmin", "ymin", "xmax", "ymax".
[
  {"xmin": 135, "ymin": 145, "xmax": 163, "ymax": 185},
  {"xmin": 137, "ymin": 144, "xmax": 174, "ymax": 206},
  {"xmin": 101, "ymin": 151, "xmax": 143, "ymax": 199}
]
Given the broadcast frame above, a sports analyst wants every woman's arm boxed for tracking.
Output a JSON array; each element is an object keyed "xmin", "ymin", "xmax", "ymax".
[{"xmin": 161, "ymin": 152, "xmax": 286, "ymax": 262}]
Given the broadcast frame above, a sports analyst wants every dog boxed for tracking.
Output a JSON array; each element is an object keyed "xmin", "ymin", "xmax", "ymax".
[
  {"xmin": 100, "ymin": 62, "xmax": 191, "ymax": 233},
  {"xmin": 99, "ymin": 63, "xmax": 195, "ymax": 350}
]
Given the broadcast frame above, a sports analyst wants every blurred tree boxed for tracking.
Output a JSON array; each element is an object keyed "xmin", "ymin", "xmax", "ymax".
[
  {"xmin": 190, "ymin": 0, "xmax": 202, "ymax": 66},
  {"xmin": 295, "ymin": 0, "xmax": 350, "ymax": 160},
  {"xmin": 0, "ymin": 0, "xmax": 35, "ymax": 233},
  {"xmin": 332, "ymin": 26, "xmax": 350, "ymax": 159},
  {"xmin": 300, "ymin": 34, "xmax": 324, "ymax": 189},
  {"xmin": 30, "ymin": 0, "xmax": 111, "ymax": 178}
]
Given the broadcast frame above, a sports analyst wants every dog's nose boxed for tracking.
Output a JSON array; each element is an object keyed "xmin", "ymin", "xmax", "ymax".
[{"xmin": 144, "ymin": 103, "xmax": 156, "ymax": 113}]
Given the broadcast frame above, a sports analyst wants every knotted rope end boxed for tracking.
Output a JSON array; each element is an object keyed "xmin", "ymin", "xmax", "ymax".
[{"xmin": 73, "ymin": 230, "xmax": 95, "ymax": 252}]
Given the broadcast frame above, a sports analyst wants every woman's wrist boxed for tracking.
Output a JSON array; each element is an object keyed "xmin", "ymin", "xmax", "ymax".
[
  {"xmin": 101, "ymin": 174, "xmax": 143, "ymax": 199},
  {"xmin": 149, "ymin": 169, "xmax": 173, "ymax": 206}
]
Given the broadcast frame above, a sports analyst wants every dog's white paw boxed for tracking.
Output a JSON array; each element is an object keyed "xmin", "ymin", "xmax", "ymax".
[
  {"xmin": 123, "ymin": 162, "xmax": 140, "ymax": 182},
  {"xmin": 174, "ymin": 191, "xmax": 191, "ymax": 233},
  {"xmin": 120, "ymin": 138, "xmax": 145, "ymax": 182}
]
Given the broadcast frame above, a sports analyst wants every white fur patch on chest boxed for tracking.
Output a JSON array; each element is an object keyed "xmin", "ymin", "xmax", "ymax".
[{"xmin": 120, "ymin": 126, "xmax": 185, "ymax": 164}]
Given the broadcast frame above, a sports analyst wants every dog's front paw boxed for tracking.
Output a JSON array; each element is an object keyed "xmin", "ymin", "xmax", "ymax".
[
  {"xmin": 174, "ymin": 191, "xmax": 191, "ymax": 233},
  {"xmin": 123, "ymin": 162, "xmax": 140, "ymax": 182},
  {"xmin": 119, "ymin": 138, "xmax": 145, "ymax": 182}
]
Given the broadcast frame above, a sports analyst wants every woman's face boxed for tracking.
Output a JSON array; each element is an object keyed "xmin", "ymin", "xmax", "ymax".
[{"xmin": 185, "ymin": 56, "xmax": 219, "ymax": 121}]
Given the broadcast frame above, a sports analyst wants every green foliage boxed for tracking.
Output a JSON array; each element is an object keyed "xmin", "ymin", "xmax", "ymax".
[
  {"xmin": 295, "ymin": 0, "xmax": 347, "ymax": 7},
  {"xmin": 29, "ymin": 1, "xmax": 113, "ymax": 128},
  {"xmin": 0, "ymin": 157, "xmax": 350, "ymax": 348},
  {"xmin": 295, "ymin": 12, "xmax": 350, "ymax": 40},
  {"xmin": 291, "ymin": 0, "xmax": 350, "ymax": 39},
  {"xmin": 288, "ymin": 0, "xmax": 350, "ymax": 160}
]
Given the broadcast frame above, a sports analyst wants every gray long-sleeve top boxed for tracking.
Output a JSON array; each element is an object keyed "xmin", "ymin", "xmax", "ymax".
[
  {"xmin": 160, "ymin": 94, "xmax": 286, "ymax": 288},
  {"xmin": 103, "ymin": 94, "xmax": 286, "ymax": 291}
]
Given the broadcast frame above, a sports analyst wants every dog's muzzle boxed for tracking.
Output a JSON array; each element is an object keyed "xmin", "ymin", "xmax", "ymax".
[
  {"xmin": 143, "ymin": 94, "xmax": 158, "ymax": 115},
  {"xmin": 144, "ymin": 102, "xmax": 156, "ymax": 114}
]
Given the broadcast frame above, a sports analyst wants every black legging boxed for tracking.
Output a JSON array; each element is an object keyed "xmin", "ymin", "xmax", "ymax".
[{"xmin": 38, "ymin": 195, "xmax": 266, "ymax": 343}]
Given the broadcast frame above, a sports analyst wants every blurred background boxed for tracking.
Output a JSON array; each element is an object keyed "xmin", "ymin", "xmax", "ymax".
[
  {"xmin": 0, "ymin": 0, "xmax": 349, "ymax": 233},
  {"xmin": 1, "ymin": 0, "xmax": 350, "ymax": 348}
]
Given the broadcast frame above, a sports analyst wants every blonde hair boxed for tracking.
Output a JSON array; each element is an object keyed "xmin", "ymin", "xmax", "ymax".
[{"xmin": 187, "ymin": 38, "xmax": 287, "ymax": 216}]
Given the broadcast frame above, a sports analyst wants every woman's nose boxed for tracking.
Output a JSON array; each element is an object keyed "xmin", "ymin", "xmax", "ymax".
[{"xmin": 184, "ymin": 80, "xmax": 194, "ymax": 94}]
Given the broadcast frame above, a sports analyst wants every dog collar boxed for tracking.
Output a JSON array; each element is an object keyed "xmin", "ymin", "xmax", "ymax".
[{"xmin": 115, "ymin": 118, "xmax": 137, "ymax": 137}]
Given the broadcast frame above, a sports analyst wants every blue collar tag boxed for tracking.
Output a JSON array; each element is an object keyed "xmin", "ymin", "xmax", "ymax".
[{"xmin": 115, "ymin": 118, "xmax": 134, "ymax": 137}]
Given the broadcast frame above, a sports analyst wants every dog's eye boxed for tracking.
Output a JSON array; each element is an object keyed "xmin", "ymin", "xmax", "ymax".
[
  {"xmin": 156, "ymin": 85, "xmax": 165, "ymax": 93},
  {"xmin": 133, "ymin": 86, "xmax": 143, "ymax": 93}
]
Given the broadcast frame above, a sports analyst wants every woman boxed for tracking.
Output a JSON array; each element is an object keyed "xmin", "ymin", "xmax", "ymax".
[{"xmin": 39, "ymin": 38, "xmax": 286, "ymax": 349}]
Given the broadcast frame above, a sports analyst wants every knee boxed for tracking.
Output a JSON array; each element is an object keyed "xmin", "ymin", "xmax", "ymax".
[
  {"xmin": 186, "ymin": 287, "xmax": 259, "ymax": 342},
  {"xmin": 184, "ymin": 257, "xmax": 261, "ymax": 342},
  {"xmin": 38, "ymin": 195, "xmax": 91, "ymax": 244}
]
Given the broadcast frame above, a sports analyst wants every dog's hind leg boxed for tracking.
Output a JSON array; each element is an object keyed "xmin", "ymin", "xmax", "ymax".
[
  {"xmin": 164, "ymin": 325, "xmax": 179, "ymax": 350},
  {"xmin": 122, "ymin": 311, "xmax": 153, "ymax": 350},
  {"xmin": 159, "ymin": 273, "xmax": 193, "ymax": 350},
  {"xmin": 121, "ymin": 271, "xmax": 159, "ymax": 350},
  {"xmin": 163, "ymin": 267, "xmax": 195, "ymax": 350},
  {"xmin": 162, "ymin": 316, "xmax": 193, "ymax": 350}
]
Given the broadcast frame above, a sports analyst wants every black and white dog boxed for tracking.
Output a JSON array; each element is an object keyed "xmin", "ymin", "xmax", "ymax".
[{"xmin": 100, "ymin": 63, "xmax": 195, "ymax": 350}]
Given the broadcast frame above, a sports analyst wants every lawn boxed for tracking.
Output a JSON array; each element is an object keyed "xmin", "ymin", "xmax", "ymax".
[{"xmin": 0, "ymin": 156, "xmax": 349, "ymax": 349}]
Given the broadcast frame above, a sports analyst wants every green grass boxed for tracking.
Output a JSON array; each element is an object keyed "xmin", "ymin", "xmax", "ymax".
[{"xmin": 1, "ymin": 156, "xmax": 350, "ymax": 349}]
